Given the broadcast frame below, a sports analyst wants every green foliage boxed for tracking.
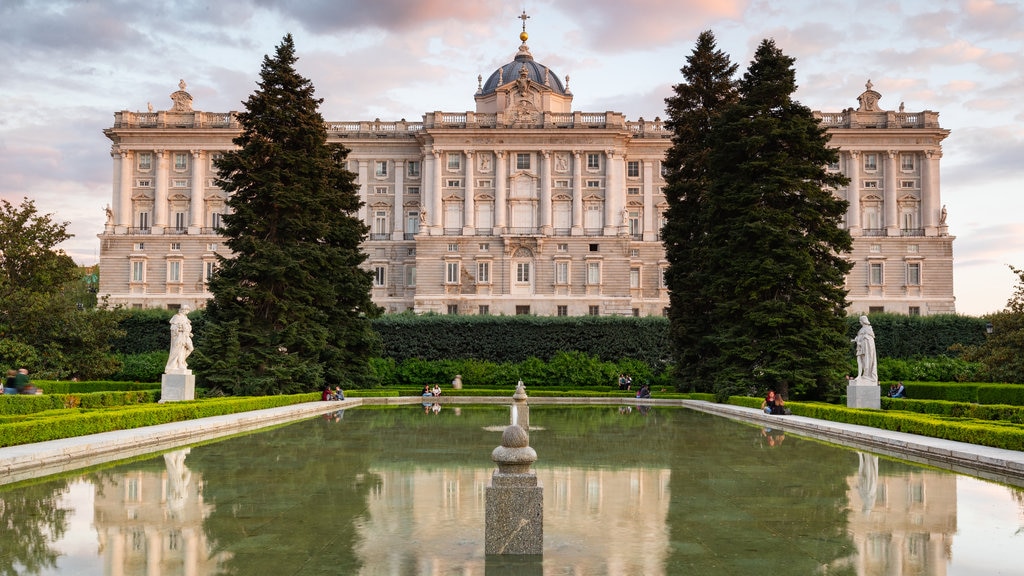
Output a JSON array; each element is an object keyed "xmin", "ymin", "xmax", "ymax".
[
  {"xmin": 192, "ymin": 35, "xmax": 380, "ymax": 395},
  {"xmin": 110, "ymin": 308, "xmax": 175, "ymax": 354},
  {"xmin": 373, "ymin": 314, "xmax": 672, "ymax": 368},
  {"xmin": 0, "ymin": 198, "xmax": 124, "ymax": 379},
  {"xmin": 662, "ymin": 30, "xmax": 739, "ymax": 391},
  {"xmin": 876, "ymin": 356, "xmax": 984, "ymax": 382},
  {"xmin": 849, "ymin": 313, "xmax": 987, "ymax": 359},
  {"xmin": 666, "ymin": 39, "xmax": 852, "ymax": 400},
  {"xmin": 109, "ymin": 352, "xmax": 169, "ymax": 382},
  {"xmin": 30, "ymin": 380, "xmax": 160, "ymax": 394},
  {"xmin": 0, "ymin": 390, "xmax": 159, "ymax": 416},
  {"xmin": 880, "ymin": 397, "xmax": 1024, "ymax": 423}
]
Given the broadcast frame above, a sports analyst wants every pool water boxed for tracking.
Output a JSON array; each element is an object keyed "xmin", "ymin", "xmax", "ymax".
[{"xmin": 1, "ymin": 405, "xmax": 1022, "ymax": 575}]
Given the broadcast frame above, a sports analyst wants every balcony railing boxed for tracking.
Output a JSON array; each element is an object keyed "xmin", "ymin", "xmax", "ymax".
[
  {"xmin": 404, "ymin": 232, "xmax": 417, "ymax": 240},
  {"xmin": 901, "ymin": 228, "xmax": 925, "ymax": 237},
  {"xmin": 862, "ymin": 228, "xmax": 887, "ymax": 237},
  {"xmin": 128, "ymin": 227, "xmax": 151, "ymax": 235},
  {"xmin": 504, "ymin": 227, "xmax": 539, "ymax": 236},
  {"xmin": 369, "ymin": 233, "xmax": 390, "ymax": 241}
]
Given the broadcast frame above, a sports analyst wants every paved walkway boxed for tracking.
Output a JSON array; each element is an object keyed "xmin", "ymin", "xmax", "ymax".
[{"xmin": 2, "ymin": 396, "xmax": 1023, "ymax": 488}]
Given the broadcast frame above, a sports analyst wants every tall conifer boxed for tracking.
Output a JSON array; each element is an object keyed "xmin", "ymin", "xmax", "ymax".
[
  {"xmin": 662, "ymin": 31, "xmax": 738, "ymax": 390},
  {"xmin": 192, "ymin": 35, "xmax": 380, "ymax": 395},
  {"xmin": 702, "ymin": 39, "xmax": 852, "ymax": 399}
]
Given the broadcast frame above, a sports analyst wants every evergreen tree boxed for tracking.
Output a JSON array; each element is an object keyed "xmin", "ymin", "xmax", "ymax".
[
  {"xmin": 661, "ymin": 31, "xmax": 738, "ymax": 391},
  {"xmin": 192, "ymin": 35, "xmax": 380, "ymax": 395},
  {"xmin": 702, "ymin": 39, "xmax": 853, "ymax": 400},
  {"xmin": 959, "ymin": 265, "xmax": 1024, "ymax": 383}
]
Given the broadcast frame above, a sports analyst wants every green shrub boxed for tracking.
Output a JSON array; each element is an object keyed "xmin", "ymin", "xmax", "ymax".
[{"xmin": 109, "ymin": 352, "xmax": 169, "ymax": 382}]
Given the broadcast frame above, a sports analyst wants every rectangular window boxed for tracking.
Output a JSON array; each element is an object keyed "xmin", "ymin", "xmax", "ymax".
[
  {"xmin": 447, "ymin": 304, "xmax": 459, "ymax": 315},
  {"xmin": 447, "ymin": 153, "xmax": 461, "ymax": 171},
  {"xmin": 172, "ymin": 179, "xmax": 188, "ymax": 188},
  {"xmin": 134, "ymin": 243, "xmax": 145, "ymax": 251},
  {"xmin": 908, "ymin": 306, "xmax": 920, "ymax": 316},
  {"xmin": 448, "ymin": 243, "xmax": 459, "ymax": 252},
  {"xmin": 516, "ymin": 153, "xmax": 530, "ymax": 170},
  {"xmin": 516, "ymin": 305, "xmax": 531, "ymax": 315},
  {"xmin": 374, "ymin": 186, "xmax": 388, "ymax": 194},
  {"xmin": 477, "ymin": 179, "xmax": 492, "ymax": 188},
  {"xmin": 446, "ymin": 261, "xmax": 460, "ymax": 284},
  {"xmin": 901, "ymin": 154, "xmax": 915, "ymax": 171},
  {"xmin": 407, "ymin": 161, "xmax": 421, "ymax": 177},
  {"xmin": 628, "ymin": 211, "xmax": 641, "ymax": 236},
  {"xmin": 373, "ymin": 266, "xmax": 386, "ymax": 287},
  {"xmin": 131, "ymin": 261, "xmax": 145, "ymax": 282},
  {"xmin": 629, "ymin": 267, "xmax": 640, "ymax": 288},
  {"xmin": 137, "ymin": 152, "xmax": 152, "ymax": 171},
  {"xmin": 167, "ymin": 261, "xmax": 181, "ymax": 283},
  {"xmin": 407, "ymin": 186, "xmax": 420, "ymax": 195},
  {"xmin": 907, "ymin": 262, "xmax": 921, "ymax": 285},
  {"xmin": 554, "ymin": 180, "xmax": 569, "ymax": 188},
  {"xmin": 173, "ymin": 153, "xmax": 188, "ymax": 171},
  {"xmin": 901, "ymin": 180, "xmax": 915, "ymax": 188},
  {"xmin": 556, "ymin": 305, "xmax": 568, "ymax": 317},
  {"xmin": 863, "ymin": 180, "xmax": 878, "ymax": 188},
  {"xmin": 204, "ymin": 261, "xmax": 216, "ymax": 283},
  {"xmin": 446, "ymin": 179, "xmax": 462, "ymax": 188},
  {"xmin": 869, "ymin": 262, "xmax": 883, "ymax": 285},
  {"xmin": 828, "ymin": 159, "xmax": 840, "ymax": 171},
  {"xmin": 211, "ymin": 212, "xmax": 222, "ymax": 229},
  {"xmin": 138, "ymin": 212, "xmax": 150, "ymax": 231},
  {"xmin": 478, "ymin": 243, "xmax": 489, "ymax": 252},
  {"xmin": 660, "ymin": 267, "xmax": 668, "ymax": 288},
  {"xmin": 869, "ymin": 306, "xmax": 885, "ymax": 314},
  {"xmin": 375, "ymin": 161, "xmax": 388, "ymax": 177},
  {"xmin": 478, "ymin": 305, "xmax": 490, "ymax": 315},
  {"xmin": 586, "ymin": 153, "xmax": 600, "ymax": 170},
  {"xmin": 477, "ymin": 262, "xmax": 490, "ymax": 283},
  {"xmin": 587, "ymin": 262, "xmax": 601, "ymax": 284},
  {"xmin": 864, "ymin": 153, "xmax": 878, "ymax": 172},
  {"xmin": 136, "ymin": 179, "xmax": 152, "ymax": 188},
  {"xmin": 586, "ymin": 180, "xmax": 600, "ymax": 188},
  {"xmin": 170, "ymin": 242, "xmax": 180, "ymax": 251},
  {"xmin": 516, "ymin": 262, "xmax": 530, "ymax": 283},
  {"xmin": 588, "ymin": 305, "xmax": 600, "ymax": 316},
  {"xmin": 407, "ymin": 211, "xmax": 420, "ymax": 234},
  {"xmin": 627, "ymin": 187, "xmax": 640, "ymax": 195},
  {"xmin": 373, "ymin": 211, "xmax": 388, "ymax": 236},
  {"xmin": 626, "ymin": 161, "xmax": 639, "ymax": 178},
  {"xmin": 557, "ymin": 243, "xmax": 568, "ymax": 252},
  {"xmin": 174, "ymin": 212, "xmax": 186, "ymax": 231},
  {"xmin": 555, "ymin": 261, "xmax": 569, "ymax": 284},
  {"xmin": 405, "ymin": 265, "xmax": 417, "ymax": 287}
]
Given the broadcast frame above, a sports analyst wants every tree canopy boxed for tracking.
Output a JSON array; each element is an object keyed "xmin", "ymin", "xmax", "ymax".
[
  {"xmin": 0, "ymin": 198, "xmax": 121, "ymax": 378},
  {"xmin": 191, "ymin": 34, "xmax": 381, "ymax": 395},
  {"xmin": 663, "ymin": 37, "xmax": 853, "ymax": 400},
  {"xmin": 958, "ymin": 265, "xmax": 1024, "ymax": 383}
]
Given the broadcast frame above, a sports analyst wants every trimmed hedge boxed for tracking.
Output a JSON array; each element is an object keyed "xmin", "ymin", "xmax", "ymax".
[
  {"xmin": 0, "ymin": 391, "xmax": 160, "ymax": 415},
  {"xmin": 888, "ymin": 382, "xmax": 1024, "ymax": 404},
  {"xmin": 880, "ymin": 398, "xmax": 1024, "ymax": 424},
  {"xmin": 30, "ymin": 381, "xmax": 161, "ymax": 394},
  {"xmin": 0, "ymin": 393, "xmax": 319, "ymax": 447}
]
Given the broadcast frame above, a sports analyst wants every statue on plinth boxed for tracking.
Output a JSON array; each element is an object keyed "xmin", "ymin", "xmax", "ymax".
[
  {"xmin": 165, "ymin": 305, "xmax": 194, "ymax": 373},
  {"xmin": 852, "ymin": 315, "xmax": 877, "ymax": 386}
]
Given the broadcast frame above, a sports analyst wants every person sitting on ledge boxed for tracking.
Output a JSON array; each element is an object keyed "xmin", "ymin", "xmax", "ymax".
[
  {"xmin": 422, "ymin": 385, "xmax": 432, "ymax": 397},
  {"xmin": 636, "ymin": 384, "xmax": 651, "ymax": 399},
  {"xmin": 888, "ymin": 381, "xmax": 906, "ymax": 398},
  {"xmin": 332, "ymin": 386, "xmax": 344, "ymax": 400},
  {"xmin": 432, "ymin": 384, "xmax": 442, "ymax": 397},
  {"xmin": 761, "ymin": 390, "xmax": 787, "ymax": 415},
  {"xmin": 322, "ymin": 386, "xmax": 333, "ymax": 401}
]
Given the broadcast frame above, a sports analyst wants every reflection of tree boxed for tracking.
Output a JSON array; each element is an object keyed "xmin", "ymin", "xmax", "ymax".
[
  {"xmin": 1013, "ymin": 487, "xmax": 1024, "ymax": 535},
  {"xmin": 0, "ymin": 479, "xmax": 71, "ymax": 576}
]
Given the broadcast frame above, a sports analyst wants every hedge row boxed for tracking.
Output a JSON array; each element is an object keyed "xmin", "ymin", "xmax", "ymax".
[
  {"xmin": 881, "ymin": 398, "xmax": 1024, "ymax": 424},
  {"xmin": 0, "ymin": 393, "xmax": 319, "ymax": 447},
  {"xmin": 729, "ymin": 397, "xmax": 1024, "ymax": 451},
  {"xmin": 890, "ymin": 382, "xmax": 1024, "ymax": 404},
  {"xmin": 30, "ymin": 381, "xmax": 161, "ymax": 394},
  {"xmin": 0, "ymin": 391, "xmax": 159, "ymax": 415}
]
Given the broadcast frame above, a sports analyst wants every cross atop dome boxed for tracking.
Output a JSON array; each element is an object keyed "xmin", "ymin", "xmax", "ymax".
[{"xmin": 519, "ymin": 10, "xmax": 530, "ymax": 43}]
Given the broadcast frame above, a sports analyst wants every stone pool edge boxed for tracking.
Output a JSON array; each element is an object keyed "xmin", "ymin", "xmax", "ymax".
[{"xmin": 2, "ymin": 396, "xmax": 1023, "ymax": 488}]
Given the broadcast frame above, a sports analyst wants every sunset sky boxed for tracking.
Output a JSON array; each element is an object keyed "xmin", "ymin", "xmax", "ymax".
[{"xmin": 1, "ymin": 0, "xmax": 1022, "ymax": 315}]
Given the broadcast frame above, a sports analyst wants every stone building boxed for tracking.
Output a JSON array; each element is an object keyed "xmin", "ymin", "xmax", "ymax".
[{"xmin": 98, "ymin": 29, "xmax": 955, "ymax": 316}]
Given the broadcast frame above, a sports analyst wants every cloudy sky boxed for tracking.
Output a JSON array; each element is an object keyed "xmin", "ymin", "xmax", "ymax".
[{"xmin": 1, "ymin": 0, "xmax": 1022, "ymax": 315}]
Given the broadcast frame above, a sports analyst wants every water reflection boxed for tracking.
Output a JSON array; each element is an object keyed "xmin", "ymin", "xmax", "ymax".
[{"xmin": 1, "ymin": 406, "xmax": 1022, "ymax": 575}]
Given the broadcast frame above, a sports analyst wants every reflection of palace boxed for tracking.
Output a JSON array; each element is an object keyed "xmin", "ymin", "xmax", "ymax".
[
  {"xmin": 355, "ymin": 466, "xmax": 671, "ymax": 573},
  {"xmin": 830, "ymin": 454, "xmax": 957, "ymax": 575},
  {"xmin": 92, "ymin": 449, "xmax": 229, "ymax": 575}
]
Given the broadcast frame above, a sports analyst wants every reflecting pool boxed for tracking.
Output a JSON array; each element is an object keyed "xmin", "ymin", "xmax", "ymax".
[{"xmin": 2, "ymin": 405, "xmax": 1023, "ymax": 575}]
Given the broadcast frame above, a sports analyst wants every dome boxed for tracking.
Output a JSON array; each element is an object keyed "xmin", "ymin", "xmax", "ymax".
[{"xmin": 479, "ymin": 44, "xmax": 566, "ymax": 96}]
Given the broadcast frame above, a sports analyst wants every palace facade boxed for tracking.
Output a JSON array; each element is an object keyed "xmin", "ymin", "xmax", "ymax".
[{"xmin": 98, "ymin": 34, "xmax": 954, "ymax": 316}]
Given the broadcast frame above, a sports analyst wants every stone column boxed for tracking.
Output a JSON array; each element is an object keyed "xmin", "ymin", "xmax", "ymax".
[
  {"xmin": 146, "ymin": 527, "xmax": 162, "ymax": 576},
  {"xmin": 463, "ymin": 150, "xmax": 475, "ymax": 234},
  {"xmin": 884, "ymin": 151, "xmax": 898, "ymax": 235},
  {"xmin": 539, "ymin": 150, "xmax": 552, "ymax": 234},
  {"xmin": 846, "ymin": 150, "xmax": 861, "ymax": 234},
  {"xmin": 603, "ymin": 150, "xmax": 621, "ymax": 235},
  {"xmin": 118, "ymin": 150, "xmax": 133, "ymax": 231},
  {"xmin": 431, "ymin": 149, "xmax": 443, "ymax": 234},
  {"xmin": 922, "ymin": 150, "xmax": 940, "ymax": 236},
  {"xmin": 642, "ymin": 160, "xmax": 655, "ymax": 241},
  {"xmin": 393, "ymin": 160, "xmax": 405, "ymax": 240},
  {"xmin": 357, "ymin": 160, "xmax": 369, "ymax": 225},
  {"xmin": 495, "ymin": 150, "xmax": 507, "ymax": 231},
  {"xmin": 423, "ymin": 150, "xmax": 436, "ymax": 231},
  {"xmin": 571, "ymin": 151, "xmax": 583, "ymax": 235},
  {"xmin": 189, "ymin": 150, "xmax": 204, "ymax": 232},
  {"xmin": 154, "ymin": 150, "xmax": 168, "ymax": 233}
]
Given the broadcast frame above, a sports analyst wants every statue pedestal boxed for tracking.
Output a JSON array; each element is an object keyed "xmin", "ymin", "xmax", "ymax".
[
  {"xmin": 486, "ymin": 474, "xmax": 543, "ymax": 555},
  {"xmin": 161, "ymin": 371, "xmax": 195, "ymax": 402},
  {"xmin": 846, "ymin": 383, "xmax": 880, "ymax": 409}
]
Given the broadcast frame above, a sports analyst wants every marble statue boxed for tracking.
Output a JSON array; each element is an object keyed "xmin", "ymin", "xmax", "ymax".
[
  {"xmin": 852, "ymin": 315, "xmax": 877, "ymax": 385},
  {"xmin": 165, "ymin": 305, "xmax": 194, "ymax": 373}
]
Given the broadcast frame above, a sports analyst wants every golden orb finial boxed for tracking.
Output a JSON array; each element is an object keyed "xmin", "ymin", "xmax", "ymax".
[
  {"xmin": 520, "ymin": 31, "xmax": 529, "ymax": 42},
  {"xmin": 518, "ymin": 10, "xmax": 530, "ymax": 43}
]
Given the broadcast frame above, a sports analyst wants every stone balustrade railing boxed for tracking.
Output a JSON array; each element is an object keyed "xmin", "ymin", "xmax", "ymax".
[{"xmin": 813, "ymin": 110, "xmax": 941, "ymax": 129}]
